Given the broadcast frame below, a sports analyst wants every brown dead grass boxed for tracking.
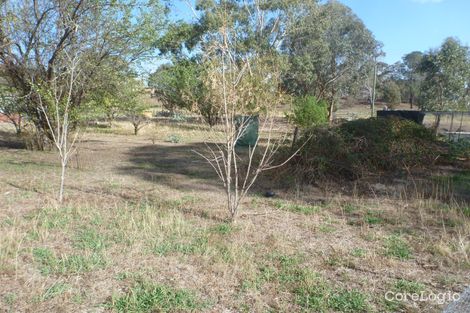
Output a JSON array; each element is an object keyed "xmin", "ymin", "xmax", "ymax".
[{"xmin": 0, "ymin": 121, "xmax": 469, "ymax": 312}]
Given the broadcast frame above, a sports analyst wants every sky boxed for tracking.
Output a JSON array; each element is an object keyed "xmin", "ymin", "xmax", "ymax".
[
  {"xmin": 159, "ymin": 0, "xmax": 470, "ymax": 69},
  {"xmin": 339, "ymin": 0, "xmax": 470, "ymax": 64}
]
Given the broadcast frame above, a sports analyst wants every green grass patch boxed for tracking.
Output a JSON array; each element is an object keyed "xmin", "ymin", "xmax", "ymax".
[
  {"xmin": 32, "ymin": 247, "xmax": 106, "ymax": 275},
  {"xmin": 350, "ymin": 248, "xmax": 366, "ymax": 258},
  {"xmin": 111, "ymin": 281, "xmax": 205, "ymax": 312},
  {"xmin": 384, "ymin": 236, "xmax": 412, "ymax": 260},
  {"xmin": 460, "ymin": 207, "xmax": 470, "ymax": 218},
  {"xmin": 74, "ymin": 228, "xmax": 107, "ymax": 251},
  {"xmin": 364, "ymin": 210, "xmax": 384, "ymax": 225},
  {"xmin": 40, "ymin": 282, "xmax": 69, "ymax": 301},
  {"xmin": 294, "ymin": 280, "xmax": 369, "ymax": 312},
  {"xmin": 211, "ymin": 223, "xmax": 235, "ymax": 235},
  {"xmin": 275, "ymin": 200, "xmax": 321, "ymax": 215},
  {"xmin": 35, "ymin": 208, "xmax": 70, "ymax": 230},
  {"xmin": 343, "ymin": 203, "xmax": 360, "ymax": 213},
  {"xmin": 246, "ymin": 253, "xmax": 369, "ymax": 312},
  {"xmin": 153, "ymin": 235, "xmax": 208, "ymax": 256},
  {"xmin": 393, "ymin": 279, "xmax": 426, "ymax": 293}
]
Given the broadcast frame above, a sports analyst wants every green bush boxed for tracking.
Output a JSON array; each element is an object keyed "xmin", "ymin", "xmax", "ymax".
[
  {"xmin": 381, "ymin": 80, "xmax": 402, "ymax": 107},
  {"xmin": 293, "ymin": 117, "xmax": 442, "ymax": 181},
  {"xmin": 448, "ymin": 139, "xmax": 470, "ymax": 159},
  {"xmin": 289, "ymin": 96, "xmax": 328, "ymax": 129}
]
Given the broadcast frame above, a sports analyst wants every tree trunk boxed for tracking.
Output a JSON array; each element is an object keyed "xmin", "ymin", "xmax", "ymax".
[
  {"xmin": 328, "ymin": 101, "xmax": 335, "ymax": 124},
  {"xmin": 59, "ymin": 161, "xmax": 66, "ymax": 203},
  {"xmin": 291, "ymin": 126, "xmax": 299, "ymax": 151}
]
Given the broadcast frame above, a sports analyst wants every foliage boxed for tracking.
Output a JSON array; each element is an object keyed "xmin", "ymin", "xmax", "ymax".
[
  {"xmin": 394, "ymin": 279, "xmax": 426, "ymax": 294},
  {"xmin": 282, "ymin": 1, "xmax": 380, "ymax": 120},
  {"xmin": 288, "ymin": 96, "xmax": 328, "ymax": 129},
  {"xmin": 381, "ymin": 80, "xmax": 402, "ymax": 107},
  {"xmin": 274, "ymin": 200, "xmax": 321, "ymax": 215},
  {"xmin": 0, "ymin": 84, "xmax": 22, "ymax": 133},
  {"xmin": 0, "ymin": 0, "xmax": 167, "ymax": 148},
  {"xmin": 32, "ymin": 247, "xmax": 106, "ymax": 275},
  {"xmin": 448, "ymin": 139, "xmax": 470, "ymax": 160},
  {"xmin": 384, "ymin": 235, "xmax": 412, "ymax": 260},
  {"xmin": 148, "ymin": 60, "xmax": 200, "ymax": 113},
  {"xmin": 85, "ymin": 68, "xmax": 151, "ymax": 134},
  {"xmin": 111, "ymin": 280, "xmax": 204, "ymax": 312},
  {"xmin": 418, "ymin": 37, "xmax": 470, "ymax": 111},
  {"xmin": 149, "ymin": 60, "xmax": 220, "ymax": 126},
  {"xmin": 292, "ymin": 117, "xmax": 442, "ymax": 181},
  {"xmin": 401, "ymin": 51, "xmax": 425, "ymax": 107}
]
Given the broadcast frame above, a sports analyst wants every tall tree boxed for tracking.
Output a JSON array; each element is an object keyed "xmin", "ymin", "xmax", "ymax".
[
  {"xmin": 152, "ymin": 0, "xmax": 299, "ymax": 126},
  {"xmin": 0, "ymin": 0, "xmax": 166, "ymax": 148},
  {"xmin": 402, "ymin": 51, "xmax": 424, "ymax": 108},
  {"xmin": 282, "ymin": 0, "xmax": 380, "ymax": 122},
  {"xmin": 418, "ymin": 38, "xmax": 470, "ymax": 111}
]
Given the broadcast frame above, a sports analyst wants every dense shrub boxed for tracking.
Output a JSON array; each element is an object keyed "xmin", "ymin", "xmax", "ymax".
[
  {"xmin": 381, "ymin": 80, "xmax": 402, "ymax": 108},
  {"xmin": 293, "ymin": 117, "xmax": 442, "ymax": 181},
  {"xmin": 288, "ymin": 96, "xmax": 328, "ymax": 129}
]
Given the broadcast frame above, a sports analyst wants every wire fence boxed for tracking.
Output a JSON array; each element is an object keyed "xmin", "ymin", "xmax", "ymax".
[{"xmin": 423, "ymin": 111, "xmax": 470, "ymax": 141}]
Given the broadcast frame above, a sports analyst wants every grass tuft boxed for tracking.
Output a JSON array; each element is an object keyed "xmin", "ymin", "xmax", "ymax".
[
  {"xmin": 384, "ymin": 236, "xmax": 412, "ymax": 260},
  {"xmin": 393, "ymin": 279, "xmax": 426, "ymax": 293},
  {"xmin": 74, "ymin": 228, "xmax": 107, "ymax": 251},
  {"xmin": 111, "ymin": 281, "xmax": 205, "ymax": 312},
  {"xmin": 33, "ymin": 247, "xmax": 106, "ymax": 275},
  {"xmin": 40, "ymin": 282, "xmax": 69, "ymax": 301},
  {"xmin": 275, "ymin": 200, "xmax": 321, "ymax": 215}
]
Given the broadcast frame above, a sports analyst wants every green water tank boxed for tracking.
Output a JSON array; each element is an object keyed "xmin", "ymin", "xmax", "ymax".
[{"xmin": 235, "ymin": 115, "xmax": 259, "ymax": 147}]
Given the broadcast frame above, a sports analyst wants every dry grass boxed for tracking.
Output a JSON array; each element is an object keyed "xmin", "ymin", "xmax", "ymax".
[{"xmin": 0, "ymin": 120, "xmax": 469, "ymax": 312}]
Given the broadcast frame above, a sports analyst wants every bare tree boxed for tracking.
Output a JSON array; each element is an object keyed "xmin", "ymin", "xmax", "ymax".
[
  {"xmin": 35, "ymin": 53, "xmax": 80, "ymax": 203},
  {"xmin": 129, "ymin": 113, "xmax": 151, "ymax": 136},
  {"xmin": 194, "ymin": 12, "xmax": 301, "ymax": 220}
]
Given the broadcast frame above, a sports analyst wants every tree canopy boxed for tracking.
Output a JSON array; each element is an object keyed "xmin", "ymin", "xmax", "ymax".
[
  {"xmin": 0, "ymin": 0, "xmax": 166, "ymax": 147},
  {"xmin": 417, "ymin": 37, "xmax": 470, "ymax": 111}
]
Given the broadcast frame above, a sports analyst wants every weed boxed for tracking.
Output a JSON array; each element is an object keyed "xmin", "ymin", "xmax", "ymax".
[
  {"xmin": 393, "ymin": 279, "xmax": 426, "ymax": 293},
  {"xmin": 33, "ymin": 247, "xmax": 106, "ymax": 275},
  {"xmin": 384, "ymin": 236, "xmax": 412, "ymax": 260},
  {"xmin": 294, "ymin": 282, "xmax": 331, "ymax": 312},
  {"xmin": 459, "ymin": 206, "xmax": 470, "ymax": 218},
  {"xmin": 275, "ymin": 200, "xmax": 320, "ymax": 215},
  {"xmin": 294, "ymin": 279, "xmax": 369, "ymax": 312},
  {"xmin": 319, "ymin": 224, "xmax": 336, "ymax": 233},
  {"xmin": 344, "ymin": 203, "xmax": 359, "ymax": 213},
  {"xmin": 36, "ymin": 208, "xmax": 70, "ymax": 230},
  {"xmin": 74, "ymin": 228, "xmax": 107, "ymax": 251},
  {"xmin": 40, "ymin": 282, "xmax": 69, "ymax": 301},
  {"xmin": 365, "ymin": 210, "xmax": 384, "ymax": 225},
  {"xmin": 3, "ymin": 293, "xmax": 16, "ymax": 306},
  {"xmin": 153, "ymin": 235, "xmax": 208, "ymax": 256},
  {"xmin": 329, "ymin": 289, "xmax": 369, "ymax": 313},
  {"xmin": 351, "ymin": 248, "xmax": 366, "ymax": 258},
  {"xmin": 211, "ymin": 223, "xmax": 234, "ymax": 235},
  {"xmin": 111, "ymin": 281, "xmax": 205, "ymax": 312},
  {"xmin": 167, "ymin": 134, "xmax": 182, "ymax": 143}
]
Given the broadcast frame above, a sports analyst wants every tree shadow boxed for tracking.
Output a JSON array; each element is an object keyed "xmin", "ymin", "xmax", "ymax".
[
  {"xmin": 0, "ymin": 130, "xmax": 25, "ymax": 149},
  {"xmin": 118, "ymin": 142, "xmax": 223, "ymax": 192}
]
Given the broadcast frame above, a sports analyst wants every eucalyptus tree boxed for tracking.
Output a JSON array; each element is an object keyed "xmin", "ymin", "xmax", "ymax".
[
  {"xmin": 0, "ymin": 0, "xmax": 167, "ymax": 149},
  {"xmin": 402, "ymin": 51, "xmax": 424, "ymax": 108},
  {"xmin": 282, "ymin": 0, "xmax": 380, "ymax": 121},
  {"xmin": 150, "ymin": 0, "xmax": 302, "ymax": 126},
  {"xmin": 418, "ymin": 38, "xmax": 470, "ymax": 112}
]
